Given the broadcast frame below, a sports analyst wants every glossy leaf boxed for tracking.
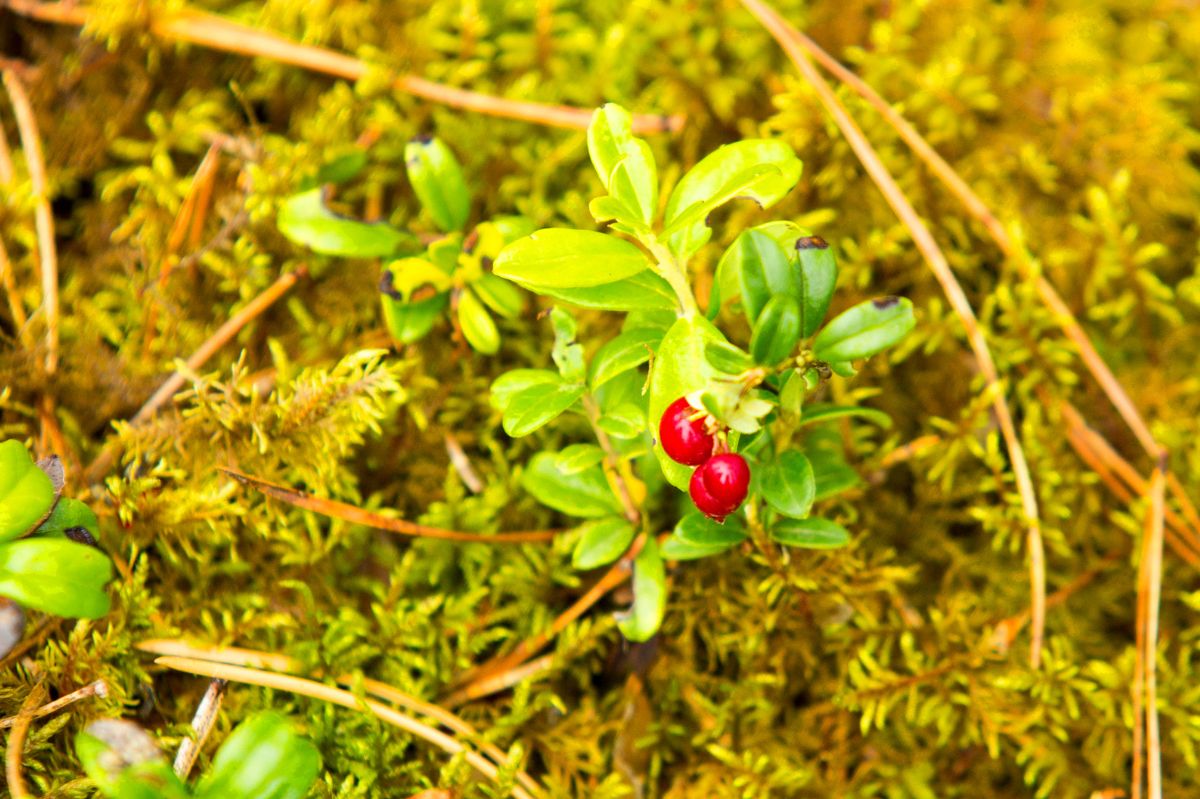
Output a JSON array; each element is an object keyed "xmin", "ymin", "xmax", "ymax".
[
  {"xmin": 457, "ymin": 288, "xmax": 500, "ymax": 354},
  {"xmin": 770, "ymin": 517, "xmax": 851, "ymax": 549},
  {"xmin": 663, "ymin": 140, "xmax": 803, "ymax": 258},
  {"xmin": 704, "ymin": 340, "xmax": 755, "ymax": 374},
  {"xmin": 750, "ymin": 294, "xmax": 802, "ymax": 366},
  {"xmin": 588, "ymin": 104, "xmax": 635, "ymax": 190},
  {"xmin": 278, "ymin": 188, "xmax": 414, "ymax": 258},
  {"xmin": 522, "ymin": 452, "xmax": 622, "ymax": 518},
  {"xmin": 555, "ymin": 443, "xmax": 606, "ymax": 474},
  {"xmin": 33, "ymin": 497, "xmax": 100, "ymax": 540},
  {"xmin": 493, "ymin": 229, "xmax": 649, "ymax": 289},
  {"xmin": 589, "ymin": 327, "xmax": 661, "ymax": 389},
  {"xmin": 647, "ymin": 315, "xmax": 725, "ymax": 489},
  {"xmin": 0, "ymin": 538, "xmax": 112, "ymax": 618},
  {"xmin": 405, "ymin": 136, "xmax": 470, "ymax": 232},
  {"xmin": 530, "ymin": 270, "xmax": 678, "ymax": 311},
  {"xmin": 502, "ymin": 381, "xmax": 584, "ymax": 437},
  {"xmin": 795, "ymin": 235, "xmax": 839, "ymax": 336},
  {"xmin": 0, "ymin": 440, "xmax": 55, "ymax": 543},
  {"xmin": 572, "ymin": 516, "xmax": 636, "ymax": 570},
  {"xmin": 660, "ymin": 536, "xmax": 737, "ymax": 561},
  {"xmin": 381, "ymin": 292, "xmax": 447, "ymax": 345},
  {"xmin": 316, "ymin": 149, "xmax": 367, "ymax": 185},
  {"xmin": 471, "ymin": 273, "xmax": 524, "ymax": 319},
  {"xmin": 616, "ymin": 537, "xmax": 665, "ymax": 642},
  {"xmin": 712, "ymin": 229, "xmax": 797, "ymax": 322},
  {"xmin": 813, "ymin": 297, "xmax": 916, "ymax": 362},
  {"xmin": 760, "ymin": 451, "xmax": 816, "ymax": 519},
  {"xmin": 597, "ymin": 402, "xmax": 645, "ymax": 439},
  {"xmin": 674, "ymin": 512, "xmax": 748, "ymax": 546},
  {"xmin": 194, "ymin": 712, "xmax": 321, "ymax": 799},
  {"xmin": 490, "ymin": 369, "xmax": 561, "ymax": 412},
  {"xmin": 799, "ymin": 403, "xmax": 892, "ymax": 429}
]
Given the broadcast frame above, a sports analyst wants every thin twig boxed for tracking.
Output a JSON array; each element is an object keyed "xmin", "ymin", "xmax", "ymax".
[
  {"xmin": 1143, "ymin": 464, "xmax": 1165, "ymax": 799},
  {"xmin": 444, "ymin": 654, "xmax": 555, "ymax": 708},
  {"xmin": 135, "ymin": 638, "xmax": 539, "ymax": 797},
  {"xmin": 8, "ymin": 1, "xmax": 681, "ymax": 135},
  {"xmin": 5, "ymin": 678, "xmax": 47, "ymax": 799},
  {"xmin": 0, "ymin": 680, "xmax": 106, "ymax": 730},
  {"xmin": 3, "ymin": 69, "xmax": 57, "ymax": 375},
  {"xmin": 154, "ymin": 656, "xmax": 542, "ymax": 799},
  {"xmin": 443, "ymin": 433, "xmax": 483, "ymax": 494},
  {"xmin": 741, "ymin": 0, "xmax": 1046, "ymax": 668},
  {"xmin": 173, "ymin": 678, "xmax": 226, "ymax": 778},
  {"xmin": 220, "ymin": 466, "xmax": 559, "ymax": 544},
  {"xmin": 85, "ymin": 267, "xmax": 307, "ymax": 482}
]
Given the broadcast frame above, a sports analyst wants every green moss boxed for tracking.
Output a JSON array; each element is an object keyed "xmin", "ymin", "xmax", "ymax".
[{"xmin": 2, "ymin": 0, "xmax": 1200, "ymax": 796}]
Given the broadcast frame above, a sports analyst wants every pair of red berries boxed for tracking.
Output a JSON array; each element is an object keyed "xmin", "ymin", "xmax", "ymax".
[{"xmin": 659, "ymin": 397, "xmax": 750, "ymax": 522}]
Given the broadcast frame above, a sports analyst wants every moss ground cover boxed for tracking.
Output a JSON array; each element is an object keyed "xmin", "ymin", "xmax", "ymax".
[{"xmin": 2, "ymin": 1, "xmax": 1200, "ymax": 796}]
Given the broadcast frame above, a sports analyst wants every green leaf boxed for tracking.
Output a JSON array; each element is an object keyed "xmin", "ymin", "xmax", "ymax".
[
  {"xmin": 493, "ymin": 229, "xmax": 649, "ymax": 289},
  {"xmin": 457, "ymin": 288, "xmax": 500, "ymax": 354},
  {"xmin": 572, "ymin": 516, "xmax": 636, "ymax": 569},
  {"xmin": 278, "ymin": 188, "xmax": 415, "ymax": 258},
  {"xmin": 704, "ymin": 340, "xmax": 755, "ymax": 374},
  {"xmin": 589, "ymin": 328, "xmax": 661, "ymax": 389},
  {"xmin": 795, "ymin": 235, "xmax": 839, "ymax": 336},
  {"xmin": 663, "ymin": 140, "xmax": 803, "ymax": 258},
  {"xmin": 597, "ymin": 402, "xmax": 645, "ymax": 439},
  {"xmin": 799, "ymin": 403, "xmax": 892, "ymax": 428},
  {"xmin": 194, "ymin": 712, "xmax": 321, "ymax": 799},
  {"xmin": 522, "ymin": 452, "xmax": 622, "ymax": 518},
  {"xmin": 769, "ymin": 517, "xmax": 851, "ymax": 549},
  {"xmin": 550, "ymin": 307, "xmax": 585, "ymax": 383},
  {"xmin": 813, "ymin": 297, "xmax": 916, "ymax": 362},
  {"xmin": 674, "ymin": 511, "xmax": 748, "ymax": 545},
  {"xmin": 750, "ymin": 294, "xmax": 802, "ymax": 366},
  {"xmin": 712, "ymin": 229, "xmax": 796, "ymax": 322},
  {"xmin": 660, "ymin": 536, "xmax": 737, "ymax": 561},
  {"xmin": 490, "ymin": 369, "xmax": 561, "ymax": 412},
  {"xmin": 648, "ymin": 315, "xmax": 725, "ymax": 489},
  {"xmin": 589, "ymin": 105, "xmax": 657, "ymax": 225},
  {"xmin": 606, "ymin": 141, "xmax": 657, "ymax": 225},
  {"xmin": 33, "ymin": 497, "xmax": 99, "ymax": 541},
  {"xmin": 316, "ymin": 149, "xmax": 367, "ymax": 185},
  {"xmin": 530, "ymin": 270, "xmax": 678, "ymax": 311},
  {"xmin": 77, "ymin": 721, "xmax": 189, "ymax": 799},
  {"xmin": 779, "ymin": 369, "xmax": 805, "ymax": 417},
  {"xmin": 381, "ymin": 293, "xmax": 447, "ymax": 345},
  {"xmin": 0, "ymin": 440, "xmax": 55, "ymax": 543},
  {"xmin": 616, "ymin": 537, "xmax": 665, "ymax": 642},
  {"xmin": 588, "ymin": 104, "xmax": 634, "ymax": 189},
  {"xmin": 405, "ymin": 136, "xmax": 470, "ymax": 232},
  {"xmin": 555, "ymin": 443, "xmax": 606, "ymax": 474},
  {"xmin": 471, "ymin": 273, "xmax": 524, "ymax": 319},
  {"xmin": 760, "ymin": 451, "xmax": 816, "ymax": 519},
  {"xmin": 0, "ymin": 538, "xmax": 112, "ymax": 618},
  {"xmin": 502, "ymin": 382, "xmax": 584, "ymax": 437}
]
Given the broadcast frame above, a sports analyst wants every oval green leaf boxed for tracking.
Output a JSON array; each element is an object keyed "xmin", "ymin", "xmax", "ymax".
[
  {"xmin": 530, "ymin": 270, "xmax": 678, "ymax": 311},
  {"xmin": 0, "ymin": 440, "xmax": 55, "ymax": 543},
  {"xmin": 502, "ymin": 381, "xmax": 585, "ymax": 437},
  {"xmin": 616, "ymin": 536, "xmax": 665, "ymax": 642},
  {"xmin": 555, "ymin": 443, "xmax": 606, "ymax": 474},
  {"xmin": 795, "ymin": 235, "xmax": 839, "ymax": 337},
  {"xmin": 769, "ymin": 517, "xmax": 851, "ymax": 549},
  {"xmin": 490, "ymin": 369, "xmax": 561, "ymax": 412},
  {"xmin": 799, "ymin": 403, "xmax": 892, "ymax": 429},
  {"xmin": 522, "ymin": 452, "xmax": 622, "ymax": 518},
  {"xmin": 0, "ymin": 538, "xmax": 112, "ymax": 618},
  {"xmin": 33, "ymin": 497, "xmax": 100, "ymax": 540},
  {"xmin": 194, "ymin": 712, "xmax": 321, "ymax": 799},
  {"xmin": 572, "ymin": 516, "xmax": 636, "ymax": 570},
  {"xmin": 494, "ymin": 229, "xmax": 649, "ymax": 289},
  {"xmin": 813, "ymin": 296, "xmax": 916, "ymax": 362},
  {"xmin": 660, "ymin": 536, "xmax": 738, "ymax": 561},
  {"xmin": 674, "ymin": 511, "xmax": 748, "ymax": 546},
  {"xmin": 278, "ymin": 188, "xmax": 414, "ymax": 258},
  {"xmin": 405, "ymin": 136, "xmax": 470, "ymax": 233},
  {"xmin": 457, "ymin": 288, "xmax": 500, "ymax": 354},
  {"xmin": 713, "ymin": 229, "xmax": 796, "ymax": 322},
  {"xmin": 761, "ymin": 451, "xmax": 816, "ymax": 519},
  {"xmin": 588, "ymin": 327, "xmax": 662, "ymax": 390},
  {"xmin": 750, "ymin": 294, "xmax": 802, "ymax": 366}
]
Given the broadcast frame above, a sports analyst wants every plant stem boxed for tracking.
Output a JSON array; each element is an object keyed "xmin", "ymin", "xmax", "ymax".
[{"xmin": 644, "ymin": 238, "xmax": 698, "ymax": 317}]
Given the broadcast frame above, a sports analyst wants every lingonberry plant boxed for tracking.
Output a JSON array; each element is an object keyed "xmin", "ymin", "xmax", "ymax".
[
  {"xmin": 277, "ymin": 135, "xmax": 531, "ymax": 353},
  {"xmin": 0, "ymin": 440, "xmax": 112, "ymax": 651},
  {"xmin": 77, "ymin": 712, "xmax": 319, "ymax": 799},
  {"xmin": 491, "ymin": 103, "xmax": 915, "ymax": 641}
]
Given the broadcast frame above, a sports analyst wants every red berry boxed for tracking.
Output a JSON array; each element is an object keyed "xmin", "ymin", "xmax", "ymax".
[
  {"xmin": 659, "ymin": 397, "xmax": 715, "ymax": 466},
  {"xmin": 689, "ymin": 453, "xmax": 750, "ymax": 522}
]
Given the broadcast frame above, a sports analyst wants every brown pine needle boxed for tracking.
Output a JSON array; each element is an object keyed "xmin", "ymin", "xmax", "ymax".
[
  {"xmin": 445, "ymin": 654, "xmax": 555, "ymax": 708},
  {"xmin": 173, "ymin": 678, "xmax": 226, "ymax": 779},
  {"xmin": 3, "ymin": 68, "xmax": 57, "ymax": 375},
  {"xmin": 85, "ymin": 267, "xmax": 307, "ymax": 482},
  {"xmin": 154, "ymin": 656, "xmax": 542, "ymax": 799},
  {"xmin": 10, "ymin": 1, "xmax": 681, "ymax": 135},
  {"xmin": 5, "ymin": 679, "xmax": 47, "ymax": 799},
  {"xmin": 741, "ymin": 0, "xmax": 1046, "ymax": 668},
  {"xmin": 135, "ymin": 638, "xmax": 539, "ymax": 797},
  {"xmin": 1143, "ymin": 464, "xmax": 1166, "ymax": 799},
  {"xmin": 220, "ymin": 466, "xmax": 559, "ymax": 544},
  {"xmin": 0, "ymin": 679, "xmax": 107, "ymax": 730}
]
